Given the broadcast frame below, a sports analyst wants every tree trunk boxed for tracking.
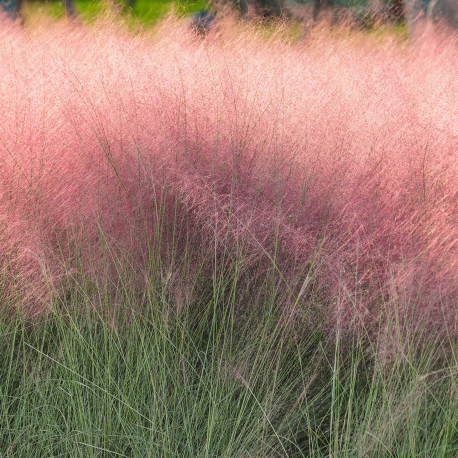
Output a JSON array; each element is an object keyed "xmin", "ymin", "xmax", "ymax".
[
  {"xmin": 390, "ymin": 0, "xmax": 405, "ymax": 20},
  {"xmin": 313, "ymin": 0, "xmax": 334, "ymax": 21},
  {"xmin": 63, "ymin": 0, "xmax": 77, "ymax": 17}
]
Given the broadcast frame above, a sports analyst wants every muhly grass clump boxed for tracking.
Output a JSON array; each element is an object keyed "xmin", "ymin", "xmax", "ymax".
[{"xmin": 0, "ymin": 16, "xmax": 457, "ymax": 456}]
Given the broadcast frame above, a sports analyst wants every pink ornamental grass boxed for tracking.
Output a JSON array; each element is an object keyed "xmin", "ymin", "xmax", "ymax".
[{"xmin": 0, "ymin": 18, "xmax": 457, "ymax": 335}]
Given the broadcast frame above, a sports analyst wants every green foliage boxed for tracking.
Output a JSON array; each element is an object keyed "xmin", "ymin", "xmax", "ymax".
[
  {"xmin": 128, "ymin": 0, "xmax": 209, "ymax": 24},
  {"xmin": 1, "ymin": 254, "xmax": 457, "ymax": 456},
  {"xmin": 22, "ymin": 0, "xmax": 209, "ymax": 26}
]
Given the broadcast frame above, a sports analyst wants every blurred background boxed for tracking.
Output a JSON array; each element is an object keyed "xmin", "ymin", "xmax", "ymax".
[{"xmin": 0, "ymin": 0, "xmax": 456, "ymax": 33}]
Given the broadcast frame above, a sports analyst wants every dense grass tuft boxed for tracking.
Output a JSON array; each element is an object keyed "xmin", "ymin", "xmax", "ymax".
[{"xmin": 0, "ymin": 16, "xmax": 457, "ymax": 456}]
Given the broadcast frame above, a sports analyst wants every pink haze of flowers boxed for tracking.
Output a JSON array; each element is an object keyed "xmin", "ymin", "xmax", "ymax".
[{"xmin": 0, "ymin": 19, "xmax": 457, "ymax": 334}]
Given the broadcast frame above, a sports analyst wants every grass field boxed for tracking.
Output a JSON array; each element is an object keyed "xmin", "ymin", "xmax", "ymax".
[
  {"xmin": 0, "ymin": 12, "xmax": 457, "ymax": 457},
  {"xmin": 21, "ymin": 0, "xmax": 209, "ymax": 27}
]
